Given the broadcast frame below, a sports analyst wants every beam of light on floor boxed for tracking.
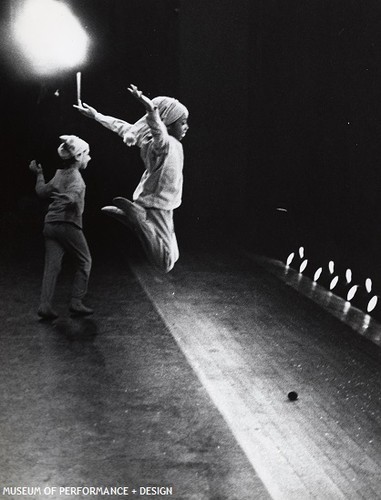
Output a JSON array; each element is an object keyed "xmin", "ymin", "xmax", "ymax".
[{"xmin": 131, "ymin": 261, "xmax": 348, "ymax": 500}]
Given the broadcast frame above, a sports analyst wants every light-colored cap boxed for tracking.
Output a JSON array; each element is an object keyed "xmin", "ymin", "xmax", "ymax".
[
  {"xmin": 123, "ymin": 96, "xmax": 189, "ymax": 147},
  {"xmin": 152, "ymin": 96, "xmax": 189, "ymax": 125},
  {"xmin": 57, "ymin": 135, "xmax": 89, "ymax": 160}
]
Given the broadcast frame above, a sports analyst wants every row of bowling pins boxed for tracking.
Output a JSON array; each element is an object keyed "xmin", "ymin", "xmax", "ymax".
[{"xmin": 286, "ymin": 247, "xmax": 379, "ymax": 315}]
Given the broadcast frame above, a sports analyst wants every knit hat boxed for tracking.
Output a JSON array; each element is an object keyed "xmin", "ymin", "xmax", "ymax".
[
  {"xmin": 123, "ymin": 96, "xmax": 189, "ymax": 147},
  {"xmin": 153, "ymin": 96, "xmax": 189, "ymax": 126},
  {"xmin": 57, "ymin": 135, "xmax": 89, "ymax": 160}
]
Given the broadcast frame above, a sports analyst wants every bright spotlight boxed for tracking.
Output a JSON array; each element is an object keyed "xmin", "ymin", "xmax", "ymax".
[
  {"xmin": 14, "ymin": 0, "xmax": 89, "ymax": 75},
  {"xmin": 298, "ymin": 247, "xmax": 304, "ymax": 258},
  {"xmin": 328, "ymin": 261, "xmax": 335, "ymax": 274}
]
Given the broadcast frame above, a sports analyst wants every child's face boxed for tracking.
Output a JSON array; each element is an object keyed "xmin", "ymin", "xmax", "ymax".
[
  {"xmin": 167, "ymin": 114, "xmax": 189, "ymax": 141},
  {"xmin": 78, "ymin": 149, "xmax": 91, "ymax": 169}
]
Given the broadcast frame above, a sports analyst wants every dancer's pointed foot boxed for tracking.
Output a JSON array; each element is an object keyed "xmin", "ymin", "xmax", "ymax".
[
  {"xmin": 112, "ymin": 197, "xmax": 146, "ymax": 224},
  {"xmin": 101, "ymin": 205, "xmax": 133, "ymax": 227}
]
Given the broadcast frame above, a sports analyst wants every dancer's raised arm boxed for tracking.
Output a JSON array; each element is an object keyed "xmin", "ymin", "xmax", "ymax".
[{"xmin": 74, "ymin": 102, "xmax": 133, "ymax": 138}]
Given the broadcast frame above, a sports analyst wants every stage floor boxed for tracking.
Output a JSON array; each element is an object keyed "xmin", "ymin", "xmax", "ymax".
[{"xmin": 1, "ymin": 244, "xmax": 381, "ymax": 499}]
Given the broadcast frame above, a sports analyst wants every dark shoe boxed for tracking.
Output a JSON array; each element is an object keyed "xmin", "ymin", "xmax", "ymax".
[
  {"xmin": 69, "ymin": 301, "xmax": 94, "ymax": 316},
  {"xmin": 38, "ymin": 306, "xmax": 58, "ymax": 320}
]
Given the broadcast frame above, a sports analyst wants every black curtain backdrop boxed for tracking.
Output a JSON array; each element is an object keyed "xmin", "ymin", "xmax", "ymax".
[{"xmin": 1, "ymin": 0, "xmax": 381, "ymax": 287}]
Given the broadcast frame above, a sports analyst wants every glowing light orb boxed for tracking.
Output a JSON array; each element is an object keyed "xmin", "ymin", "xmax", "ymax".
[{"xmin": 14, "ymin": 0, "xmax": 89, "ymax": 74}]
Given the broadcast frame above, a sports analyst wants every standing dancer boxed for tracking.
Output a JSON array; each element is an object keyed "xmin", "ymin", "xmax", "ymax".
[
  {"xmin": 74, "ymin": 84, "xmax": 189, "ymax": 273},
  {"xmin": 29, "ymin": 135, "xmax": 93, "ymax": 319}
]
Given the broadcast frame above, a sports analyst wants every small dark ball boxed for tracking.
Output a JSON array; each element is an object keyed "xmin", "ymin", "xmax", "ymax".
[{"xmin": 288, "ymin": 391, "xmax": 298, "ymax": 401}]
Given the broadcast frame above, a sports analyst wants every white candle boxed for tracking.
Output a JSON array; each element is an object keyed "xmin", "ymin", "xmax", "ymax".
[{"xmin": 76, "ymin": 71, "xmax": 81, "ymax": 105}]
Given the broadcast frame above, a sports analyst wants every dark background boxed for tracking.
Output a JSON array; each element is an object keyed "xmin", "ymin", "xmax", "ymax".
[{"xmin": 2, "ymin": 0, "xmax": 381, "ymax": 287}]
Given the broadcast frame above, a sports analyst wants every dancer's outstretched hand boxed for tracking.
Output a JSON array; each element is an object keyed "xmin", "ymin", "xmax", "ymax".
[{"xmin": 73, "ymin": 102, "xmax": 97, "ymax": 119}]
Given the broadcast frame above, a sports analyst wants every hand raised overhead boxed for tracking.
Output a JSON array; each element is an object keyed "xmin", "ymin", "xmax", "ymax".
[
  {"xmin": 128, "ymin": 84, "xmax": 155, "ymax": 112},
  {"xmin": 29, "ymin": 159, "xmax": 43, "ymax": 174},
  {"xmin": 73, "ymin": 102, "xmax": 97, "ymax": 119}
]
